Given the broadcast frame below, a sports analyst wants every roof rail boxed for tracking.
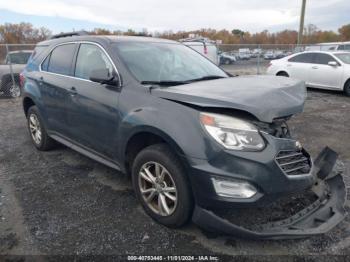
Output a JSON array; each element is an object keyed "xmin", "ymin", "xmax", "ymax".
[{"xmin": 49, "ymin": 31, "xmax": 89, "ymax": 40}]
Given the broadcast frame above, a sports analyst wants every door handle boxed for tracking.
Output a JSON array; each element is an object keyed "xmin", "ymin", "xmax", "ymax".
[
  {"xmin": 38, "ymin": 76, "xmax": 44, "ymax": 85},
  {"xmin": 312, "ymin": 66, "xmax": 318, "ymax": 69},
  {"xmin": 287, "ymin": 64, "xmax": 292, "ymax": 67},
  {"xmin": 69, "ymin": 86, "xmax": 78, "ymax": 96}
]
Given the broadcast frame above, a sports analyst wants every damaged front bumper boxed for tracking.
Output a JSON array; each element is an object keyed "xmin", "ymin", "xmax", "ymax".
[{"xmin": 192, "ymin": 147, "xmax": 347, "ymax": 239}]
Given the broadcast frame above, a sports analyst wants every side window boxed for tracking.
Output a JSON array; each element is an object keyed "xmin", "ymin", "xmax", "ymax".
[
  {"xmin": 47, "ymin": 44, "xmax": 76, "ymax": 75},
  {"xmin": 41, "ymin": 54, "xmax": 50, "ymax": 71},
  {"xmin": 313, "ymin": 53, "xmax": 336, "ymax": 65},
  {"xmin": 74, "ymin": 44, "xmax": 114, "ymax": 80},
  {"xmin": 338, "ymin": 45, "xmax": 345, "ymax": 50},
  {"xmin": 288, "ymin": 53, "xmax": 314, "ymax": 63}
]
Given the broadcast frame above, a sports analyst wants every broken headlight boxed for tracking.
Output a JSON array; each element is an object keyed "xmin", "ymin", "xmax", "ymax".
[{"xmin": 200, "ymin": 112, "xmax": 265, "ymax": 151}]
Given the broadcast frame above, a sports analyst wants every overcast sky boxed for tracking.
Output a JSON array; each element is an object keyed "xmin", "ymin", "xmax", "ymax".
[{"xmin": 0, "ymin": 0, "xmax": 349, "ymax": 33}]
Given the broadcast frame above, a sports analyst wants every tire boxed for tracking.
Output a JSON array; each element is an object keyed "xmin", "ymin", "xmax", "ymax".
[
  {"xmin": 132, "ymin": 143, "xmax": 193, "ymax": 228},
  {"xmin": 344, "ymin": 80, "xmax": 350, "ymax": 97},
  {"xmin": 27, "ymin": 106, "xmax": 56, "ymax": 151},
  {"xmin": 276, "ymin": 71, "xmax": 289, "ymax": 77},
  {"xmin": 4, "ymin": 80, "xmax": 21, "ymax": 98},
  {"xmin": 224, "ymin": 59, "xmax": 230, "ymax": 65}
]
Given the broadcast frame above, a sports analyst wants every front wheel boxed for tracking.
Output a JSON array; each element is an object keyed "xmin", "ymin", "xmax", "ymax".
[
  {"xmin": 344, "ymin": 80, "xmax": 350, "ymax": 97},
  {"xmin": 132, "ymin": 144, "xmax": 193, "ymax": 228}
]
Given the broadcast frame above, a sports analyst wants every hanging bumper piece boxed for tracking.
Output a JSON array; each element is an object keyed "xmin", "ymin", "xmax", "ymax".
[{"xmin": 192, "ymin": 147, "xmax": 347, "ymax": 240}]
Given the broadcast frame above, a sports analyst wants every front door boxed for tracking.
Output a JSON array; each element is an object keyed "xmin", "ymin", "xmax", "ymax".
[
  {"xmin": 67, "ymin": 43, "xmax": 121, "ymax": 159},
  {"xmin": 308, "ymin": 53, "xmax": 343, "ymax": 90}
]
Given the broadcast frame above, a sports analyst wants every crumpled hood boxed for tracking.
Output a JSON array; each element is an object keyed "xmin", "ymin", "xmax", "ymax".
[{"xmin": 151, "ymin": 75, "xmax": 307, "ymax": 123}]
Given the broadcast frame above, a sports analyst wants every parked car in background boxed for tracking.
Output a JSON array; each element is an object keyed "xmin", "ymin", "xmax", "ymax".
[
  {"xmin": 267, "ymin": 51, "xmax": 350, "ymax": 96},
  {"xmin": 305, "ymin": 41, "xmax": 350, "ymax": 52},
  {"xmin": 274, "ymin": 50, "xmax": 285, "ymax": 59},
  {"xmin": 219, "ymin": 52, "xmax": 236, "ymax": 65},
  {"xmin": 21, "ymin": 33, "xmax": 346, "ymax": 239},
  {"xmin": 237, "ymin": 48, "xmax": 251, "ymax": 60},
  {"xmin": 0, "ymin": 50, "xmax": 32, "ymax": 97},
  {"xmin": 264, "ymin": 50, "xmax": 276, "ymax": 60},
  {"xmin": 180, "ymin": 38, "xmax": 219, "ymax": 65},
  {"xmin": 251, "ymin": 48, "xmax": 262, "ymax": 58}
]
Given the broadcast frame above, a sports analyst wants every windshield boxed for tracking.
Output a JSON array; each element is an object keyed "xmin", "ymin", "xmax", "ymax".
[
  {"xmin": 113, "ymin": 42, "xmax": 227, "ymax": 84},
  {"xmin": 6, "ymin": 52, "xmax": 32, "ymax": 64},
  {"xmin": 334, "ymin": 53, "xmax": 350, "ymax": 64}
]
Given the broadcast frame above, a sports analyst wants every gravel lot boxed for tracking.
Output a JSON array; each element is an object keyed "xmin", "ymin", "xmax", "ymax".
[{"xmin": 0, "ymin": 88, "xmax": 349, "ymax": 260}]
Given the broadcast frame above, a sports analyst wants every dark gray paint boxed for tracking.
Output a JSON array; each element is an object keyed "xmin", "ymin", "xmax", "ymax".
[{"xmin": 152, "ymin": 75, "xmax": 307, "ymax": 123}]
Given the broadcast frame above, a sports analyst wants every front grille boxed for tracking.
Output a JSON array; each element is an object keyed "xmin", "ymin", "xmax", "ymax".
[{"xmin": 275, "ymin": 149, "xmax": 311, "ymax": 176}]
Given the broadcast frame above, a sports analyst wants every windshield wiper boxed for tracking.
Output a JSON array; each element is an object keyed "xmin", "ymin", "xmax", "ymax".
[
  {"xmin": 141, "ymin": 75, "xmax": 226, "ymax": 87},
  {"xmin": 186, "ymin": 75, "xmax": 226, "ymax": 83},
  {"xmin": 140, "ymin": 80, "xmax": 190, "ymax": 86}
]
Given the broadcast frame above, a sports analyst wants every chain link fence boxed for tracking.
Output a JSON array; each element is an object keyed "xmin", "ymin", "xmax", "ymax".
[
  {"xmin": 0, "ymin": 42, "xmax": 309, "ymax": 99},
  {"xmin": 0, "ymin": 44, "xmax": 35, "ymax": 98},
  {"xmin": 217, "ymin": 44, "xmax": 307, "ymax": 75}
]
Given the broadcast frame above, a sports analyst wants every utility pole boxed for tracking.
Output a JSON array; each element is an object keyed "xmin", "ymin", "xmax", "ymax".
[{"xmin": 297, "ymin": 0, "xmax": 307, "ymax": 46}]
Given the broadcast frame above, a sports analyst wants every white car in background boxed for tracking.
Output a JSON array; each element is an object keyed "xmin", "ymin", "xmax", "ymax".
[
  {"xmin": 180, "ymin": 38, "xmax": 219, "ymax": 65},
  {"xmin": 237, "ymin": 48, "xmax": 251, "ymax": 60},
  {"xmin": 266, "ymin": 51, "xmax": 350, "ymax": 96}
]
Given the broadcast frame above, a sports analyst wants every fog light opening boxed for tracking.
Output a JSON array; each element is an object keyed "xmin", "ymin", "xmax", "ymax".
[{"xmin": 211, "ymin": 177, "xmax": 257, "ymax": 199}]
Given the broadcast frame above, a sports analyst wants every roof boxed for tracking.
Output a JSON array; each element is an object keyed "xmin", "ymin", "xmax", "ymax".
[
  {"xmin": 310, "ymin": 41, "xmax": 350, "ymax": 46},
  {"xmin": 38, "ymin": 35, "xmax": 178, "ymax": 46},
  {"xmin": 301, "ymin": 50, "xmax": 350, "ymax": 54},
  {"xmin": 8, "ymin": 50, "xmax": 33, "ymax": 54}
]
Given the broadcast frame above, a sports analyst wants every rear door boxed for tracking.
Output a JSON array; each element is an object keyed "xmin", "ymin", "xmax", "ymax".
[
  {"xmin": 67, "ymin": 43, "xmax": 121, "ymax": 158},
  {"xmin": 286, "ymin": 53, "xmax": 315, "ymax": 84},
  {"xmin": 39, "ymin": 43, "xmax": 78, "ymax": 136},
  {"xmin": 308, "ymin": 53, "xmax": 343, "ymax": 90}
]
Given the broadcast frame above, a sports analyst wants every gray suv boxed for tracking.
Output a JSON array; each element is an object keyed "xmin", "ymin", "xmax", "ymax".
[{"xmin": 21, "ymin": 32, "xmax": 346, "ymax": 239}]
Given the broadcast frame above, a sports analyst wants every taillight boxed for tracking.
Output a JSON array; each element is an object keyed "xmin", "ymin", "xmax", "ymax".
[
  {"xmin": 267, "ymin": 62, "xmax": 272, "ymax": 67},
  {"xmin": 19, "ymin": 72, "xmax": 25, "ymax": 87}
]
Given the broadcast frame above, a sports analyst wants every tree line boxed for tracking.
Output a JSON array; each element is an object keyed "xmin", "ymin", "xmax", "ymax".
[{"xmin": 1, "ymin": 22, "xmax": 349, "ymax": 45}]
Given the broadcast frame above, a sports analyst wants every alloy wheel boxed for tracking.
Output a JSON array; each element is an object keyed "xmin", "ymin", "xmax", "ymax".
[
  {"xmin": 9, "ymin": 84, "xmax": 21, "ymax": 98},
  {"xmin": 138, "ymin": 161, "xmax": 178, "ymax": 216},
  {"xmin": 29, "ymin": 114, "xmax": 42, "ymax": 145}
]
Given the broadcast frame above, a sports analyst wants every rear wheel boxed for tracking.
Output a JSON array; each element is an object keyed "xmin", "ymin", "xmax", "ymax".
[
  {"xmin": 27, "ymin": 106, "xmax": 56, "ymax": 151},
  {"xmin": 344, "ymin": 80, "xmax": 350, "ymax": 97},
  {"xmin": 276, "ymin": 71, "xmax": 289, "ymax": 77},
  {"xmin": 4, "ymin": 81, "xmax": 21, "ymax": 98},
  {"xmin": 132, "ymin": 144, "xmax": 193, "ymax": 227}
]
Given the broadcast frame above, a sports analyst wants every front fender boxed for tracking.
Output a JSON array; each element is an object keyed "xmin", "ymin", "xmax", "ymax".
[{"xmin": 117, "ymin": 96, "xmax": 214, "ymax": 164}]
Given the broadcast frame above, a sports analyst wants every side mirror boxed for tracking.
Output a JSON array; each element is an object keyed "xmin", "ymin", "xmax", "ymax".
[
  {"xmin": 89, "ymin": 69, "xmax": 118, "ymax": 86},
  {"xmin": 328, "ymin": 61, "xmax": 338, "ymax": 67}
]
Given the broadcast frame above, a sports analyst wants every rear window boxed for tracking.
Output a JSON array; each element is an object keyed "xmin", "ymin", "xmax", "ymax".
[
  {"xmin": 288, "ymin": 53, "xmax": 314, "ymax": 63},
  {"xmin": 46, "ymin": 44, "xmax": 76, "ymax": 75}
]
